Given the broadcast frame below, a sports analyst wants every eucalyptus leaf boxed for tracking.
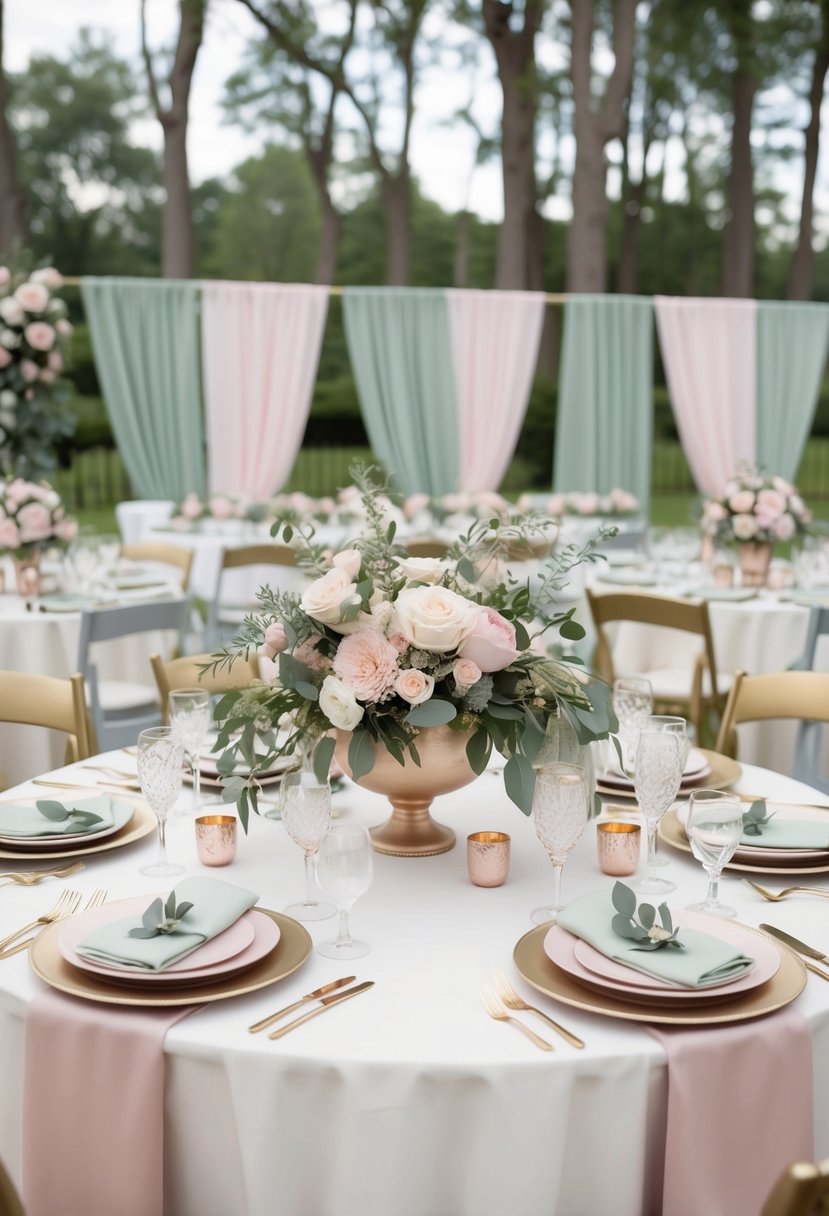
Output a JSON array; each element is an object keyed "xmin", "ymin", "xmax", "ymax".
[
  {"xmin": 466, "ymin": 726, "xmax": 492, "ymax": 776},
  {"xmin": 638, "ymin": 902, "xmax": 655, "ymax": 930},
  {"xmin": 612, "ymin": 881, "xmax": 637, "ymax": 919},
  {"xmin": 405, "ymin": 698, "xmax": 457, "ymax": 727},
  {"xmin": 348, "ymin": 728, "xmax": 376, "ymax": 781},
  {"xmin": 313, "ymin": 735, "xmax": 336, "ymax": 785},
  {"xmin": 503, "ymin": 752, "xmax": 536, "ymax": 816}
]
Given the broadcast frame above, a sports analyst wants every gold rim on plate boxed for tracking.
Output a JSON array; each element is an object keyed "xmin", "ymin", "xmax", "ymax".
[
  {"xmin": 30, "ymin": 908, "xmax": 312, "ymax": 1007},
  {"xmin": 513, "ymin": 922, "xmax": 805, "ymax": 1025},
  {"xmin": 658, "ymin": 807, "xmax": 829, "ymax": 876},
  {"xmin": 0, "ymin": 797, "xmax": 155, "ymax": 861},
  {"xmin": 596, "ymin": 748, "xmax": 741, "ymax": 801}
]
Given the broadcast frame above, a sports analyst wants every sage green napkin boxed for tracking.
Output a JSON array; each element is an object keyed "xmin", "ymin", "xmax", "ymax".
[
  {"xmin": 76, "ymin": 876, "xmax": 259, "ymax": 971},
  {"xmin": 0, "ymin": 796, "xmax": 131, "ymax": 838},
  {"xmin": 741, "ymin": 819, "xmax": 829, "ymax": 850},
  {"xmin": 557, "ymin": 890, "xmax": 755, "ymax": 988}
]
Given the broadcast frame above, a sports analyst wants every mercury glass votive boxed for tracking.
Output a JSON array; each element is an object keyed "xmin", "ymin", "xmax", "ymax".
[
  {"xmin": 195, "ymin": 815, "xmax": 237, "ymax": 866},
  {"xmin": 596, "ymin": 821, "xmax": 641, "ymax": 877},
  {"xmin": 467, "ymin": 831, "xmax": 510, "ymax": 887}
]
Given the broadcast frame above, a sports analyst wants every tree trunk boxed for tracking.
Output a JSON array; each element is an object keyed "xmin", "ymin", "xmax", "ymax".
[
  {"xmin": 720, "ymin": 68, "xmax": 756, "ymax": 297},
  {"xmin": 383, "ymin": 173, "xmax": 411, "ymax": 286},
  {"xmin": 315, "ymin": 194, "xmax": 340, "ymax": 285},
  {"xmin": 787, "ymin": 26, "xmax": 829, "ymax": 300},
  {"xmin": 0, "ymin": 0, "xmax": 25, "ymax": 254},
  {"xmin": 454, "ymin": 210, "xmax": 470, "ymax": 287}
]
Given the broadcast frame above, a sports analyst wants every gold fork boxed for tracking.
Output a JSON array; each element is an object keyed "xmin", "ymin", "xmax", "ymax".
[
  {"xmin": 0, "ymin": 889, "xmax": 105, "ymax": 958},
  {"xmin": 0, "ymin": 862, "xmax": 85, "ymax": 887},
  {"xmin": 493, "ymin": 970, "xmax": 585, "ymax": 1048},
  {"xmin": 744, "ymin": 879, "xmax": 829, "ymax": 902},
  {"xmin": 481, "ymin": 986, "xmax": 553, "ymax": 1052},
  {"xmin": 0, "ymin": 889, "xmax": 82, "ymax": 953}
]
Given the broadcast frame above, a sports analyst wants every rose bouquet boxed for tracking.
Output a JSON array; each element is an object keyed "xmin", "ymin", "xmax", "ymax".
[
  {"xmin": 700, "ymin": 466, "xmax": 811, "ymax": 544},
  {"xmin": 516, "ymin": 490, "xmax": 640, "ymax": 518},
  {"xmin": 206, "ymin": 467, "xmax": 617, "ymax": 831},
  {"xmin": 0, "ymin": 479, "xmax": 77, "ymax": 557},
  {"xmin": 0, "ymin": 264, "xmax": 74, "ymax": 478}
]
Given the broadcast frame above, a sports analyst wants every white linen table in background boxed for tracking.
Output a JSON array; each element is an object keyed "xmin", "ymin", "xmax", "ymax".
[{"xmin": 1, "ymin": 753, "xmax": 829, "ymax": 1215}]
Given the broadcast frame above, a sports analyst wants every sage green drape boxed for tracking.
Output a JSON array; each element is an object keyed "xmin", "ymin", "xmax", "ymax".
[
  {"xmin": 81, "ymin": 278, "xmax": 206, "ymax": 498},
  {"xmin": 756, "ymin": 301, "xmax": 829, "ymax": 482},
  {"xmin": 342, "ymin": 287, "xmax": 458, "ymax": 495},
  {"xmin": 554, "ymin": 295, "xmax": 654, "ymax": 508}
]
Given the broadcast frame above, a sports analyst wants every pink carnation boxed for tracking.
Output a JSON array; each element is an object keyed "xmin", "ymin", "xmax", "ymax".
[
  {"xmin": 459, "ymin": 607, "xmax": 519, "ymax": 673},
  {"xmin": 0, "ymin": 518, "xmax": 20, "ymax": 548},
  {"xmin": 294, "ymin": 632, "xmax": 331, "ymax": 672},
  {"xmin": 333, "ymin": 629, "xmax": 399, "ymax": 702},
  {"xmin": 16, "ymin": 502, "xmax": 52, "ymax": 543},
  {"xmin": 24, "ymin": 322, "xmax": 55, "ymax": 351},
  {"xmin": 262, "ymin": 621, "xmax": 288, "ymax": 660}
]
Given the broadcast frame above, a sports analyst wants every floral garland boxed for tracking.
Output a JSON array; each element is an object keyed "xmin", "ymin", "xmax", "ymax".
[
  {"xmin": 0, "ymin": 479, "xmax": 77, "ymax": 557},
  {"xmin": 700, "ymin": 466, "xmax": 811, "ymax": 544}
]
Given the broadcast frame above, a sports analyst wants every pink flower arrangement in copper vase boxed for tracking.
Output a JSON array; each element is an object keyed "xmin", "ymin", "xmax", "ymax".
[
  {"xmin": 0, "ymin": 478, "xmax": 76, "ymax": 558},
  {"xmin": 700, "ymin": 465, "xmax": 812, "ymax": 545}
]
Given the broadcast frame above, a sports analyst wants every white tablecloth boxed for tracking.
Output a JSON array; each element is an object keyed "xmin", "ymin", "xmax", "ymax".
[{"xmin": 1, "ymin": 753, "xmax": 829, "ymax": 1215}]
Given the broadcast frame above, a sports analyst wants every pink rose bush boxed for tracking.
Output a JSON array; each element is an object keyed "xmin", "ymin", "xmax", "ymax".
[
  {"xmin": 0, "ymin": 478, "xmax": 75, "ymax": 556},
  {"xmin": 208, "ymin": 468, "xmax": 615, "ymax": 830},
  {"xmin": 701, "ymin": 465, "xmax": 811, "ymax": 546}
]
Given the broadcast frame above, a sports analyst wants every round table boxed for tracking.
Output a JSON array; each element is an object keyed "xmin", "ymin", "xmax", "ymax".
[{"xmin": 1, "ymin": 752, "xmax": 828, "ymax": 1215}]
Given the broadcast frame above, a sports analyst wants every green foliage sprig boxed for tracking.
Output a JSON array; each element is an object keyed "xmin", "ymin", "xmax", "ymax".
[
  {"xmin": 127, "ymin": 891, "xmax": 194, "ymax": 939},
  {"xmin": 611, "ymin": 882, "xmax": 684, "ymax": 952}
]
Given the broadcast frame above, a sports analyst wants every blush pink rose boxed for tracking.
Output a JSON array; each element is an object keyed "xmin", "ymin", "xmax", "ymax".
[
  {"xmin": 0, "ymin": 348, "xmax": 12, "ymax": 369},
  {"xmin": 209, "ymin": 495, "xmax": 234, "ymax": 519},
  {"xmin": 294, "ymin": 632, "xmax": 330, "ymax": 672},
  {"xmin": 30, "ymin": 267, "xmax": 63, "ymax": 289},
  {"xmin": 56, "ymin": 318, "xmax": 73, "ymax": 337},
  {"xmin": 729, "ymin": 490, "xmax": 755, "ymax": 514},
  {"xmin": 15, "ymin": 282, "xmax": 49, "ymax": 313},
  {"xmin": 0, "ymin": 518, "xmax": 20, "ymax": 548},
  {"xmin": 459, "ymin": 607, "xmax": 520, "ymax": 673},
  {"xmin": 774, "ymin": 513, "xmax": 796, "ymax": 541},
  {"xmin": 757, "ymin": 489, "xmax": 785, "ymax": 517},
  {"xmin": 38, "ymin": 370, "xmax": 55, "ymax": 384},
  {"xmin": 24, "ymin": 322, "xmax": 55, "ymax": 351},
  {"xmin": 20, "ymin": 359, "xmax": 39, "ymax": 382},
  {"xmin": 47, "ymin": 351, "xmax": 63, "ymax": 372},
  {"xmin": 333, "ymin": 629, "xmax": 399, "ymax": 702},
  {"xmin": 262, "ymin": 621, "xmax": 288, "ymax": 659},
  {"xmin": 180, "ymin": 493, "xmax": 202, "ymax": 520},
  {"xmin": 388, "ymin": 631, "xmax": 409, "ymax": 653},
  {"xmin": 404, "ymin": 492, "xmax": 430, "ymax": 519},
  {"xmin": 56, "ymin": 518, "xmax": 77, "ymax": 542},
  {"xmin": 17, "ymin": 502, "xmax": 52, "ymax": 543},
  {"xmin": 453, "ymin": 657, "xmax": 482, "ymax": 687},
  {"xmin": 332, "ymin": 548, "xmax": 362, "ymax": 579},
  {"xmin": 394, "ymin": 668, "xmax": 435, "ymax": 705},
  {"xmin": 703, "ymin": 500, "xmax": 727, "ymax": 522}
]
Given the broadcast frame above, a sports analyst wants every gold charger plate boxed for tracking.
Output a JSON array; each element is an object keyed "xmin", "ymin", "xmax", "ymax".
[
  {"xmin": 514, "ymin": 922, "xmax": 805, "ymax": 1025},
  {"xmin": 0, "ymin": 797, "xmax": 155, "ymax": 861},
  {"xmin": 30, "ymin": 908, "xmax": 311, "ymax": 1007},
  {"xmin": 659, "ymin": 807, "xmax": 829, "ymax": 875},
  {"xmin": 597, "ymin": 749, "xmax": 741, "ymax": 801}
]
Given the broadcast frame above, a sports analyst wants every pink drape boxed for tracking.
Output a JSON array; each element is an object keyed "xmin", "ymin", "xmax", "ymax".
[
  {"xmin": 445, "ymin": 289, "xmax": 545, "ymax": 491},
  {"xmin": 654, "ymin": 296, "xmax": 757, "ymax": 496},
  {"xmin": 202, "ymin": 282, "xmax": 329, "ymax": 499}
]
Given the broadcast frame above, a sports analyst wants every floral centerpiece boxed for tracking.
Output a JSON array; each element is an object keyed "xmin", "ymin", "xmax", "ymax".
[
  {"xmin": 206, "ymin": 467, "xmax": 617, "ymax": 853},
  {"xmin": 0, "ymin": 478, "xmax": 77, "ymax": 593},
  {"xmin": 516, "ymin": 489, "xmax": 640, "ymax": 518},
  {"xmin": 700, "ymin": 466, "xmax": 811, "ymax": 586},
  {"xmin": 0, "ymin": 264, "xmax": 74, "ymax": 479}
]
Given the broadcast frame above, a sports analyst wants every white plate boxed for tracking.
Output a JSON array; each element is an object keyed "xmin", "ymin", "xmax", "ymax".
[{"xmin": 677, "ymin": 799, "xmax": 829, "ymax": 863}]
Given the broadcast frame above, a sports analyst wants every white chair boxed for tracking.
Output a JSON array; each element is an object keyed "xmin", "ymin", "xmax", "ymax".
[{"xmin": 115, "ymin": 500, "xmax": 175, "ymax": 546}]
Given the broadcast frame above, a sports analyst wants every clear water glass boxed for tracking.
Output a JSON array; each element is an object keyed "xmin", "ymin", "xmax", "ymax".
[
  {"xmin": 316, "ymin": 824, "xmax": 374, "ymax": 958},
  {"xmin": 646, "ymin": 715, "xmax": 688, "ymax": 868},
  {"xmin": 168, "ymin": 688, "xmax": 211, "ymax": 815},
  {"xmin": 686, "ymin": 789, "xmax": 742, "ymax": 917},
  {"xmin": 70, "ymin": 528, "xmax": 101, "ymax": 595},
  {"xmin": 96, "ymin": 533, "xmax": 121, "ymax": 575},
  {"xmin": 633, "ymin": 727, "xmax": 684, "ymax": 895},
  {"xmin": 281, "ymin": 771, "xmax": 335, "ymax": 921},
  {"xmin": 137, "ymin": 726, "xmax": 185, "ymax": 877},
  {"xmin": 531, "ymin": 762, "xmax": 589, "ymax": 924},
  {"xmin": 612, "ymin": 676, "xmax": 653, "ymax": 776}
]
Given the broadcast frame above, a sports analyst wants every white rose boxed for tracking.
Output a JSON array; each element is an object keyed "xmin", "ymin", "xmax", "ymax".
[
  {"xmin": 395, "ymin": 555, "xmax": 446, "ymax": 584},
  {"xmin": 42, "ymin": 489, "xmax": 60, "ymax": 509},
  {"xmin": 732, "ymin": 513, "xmax": 758, "ymax": 540},
  {"xmin": 300, "ymin": 567, "xmax": 358, "ymax": 626},
  {"xmin": 319, "ymin": 674, "xmax": 364, "ymax": 731},
  {"xmin": 332, "ymin": 548, "xmax": 362, "ymax": 579},
  {"xmin": 0, "ymin": 329, "xmax": 20, "ymax": 349},
  {"xmin": 394, "ymin": 585, "xmax": 478, "ymax": 653},
  {"xmin": 14, "ymin": 282, "xmax": 49, "ymax": 313},
  {"xmin": 30, "ymin": 267, "xmax": 63, "ymax": 289},
  {"xmin": 0, "ymin": 297, "xmax": 23, "ymax": 326},
  {"xmin": 0, "ymin": 390, "xmax": 16, "ymax": 408}
]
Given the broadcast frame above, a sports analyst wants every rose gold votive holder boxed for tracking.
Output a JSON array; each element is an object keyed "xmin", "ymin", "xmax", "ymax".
[
  {"xmin": 713, "ymin": 563, "xmax": 734, "ymax": 589},
  {"xmin": 195, "ymin": 815, "xmax": 237, "ymax": 867},
  {"xmin": 596, "ymin": 821, "xmax": 641, "ymax": 877},
  {"xmin": 467, "ymin": 831, "xmax": 510, "ymax": 887}
]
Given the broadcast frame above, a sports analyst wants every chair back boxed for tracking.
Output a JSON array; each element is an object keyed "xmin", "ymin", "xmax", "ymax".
[
  {"xmin": 207, "ymin": 544, "xmax": 298, "ymax": 645},
  {"xmin": 0, "ymin": 671, "xmax": 92, "ymax": 763},
  {"xmin": 151, "ymin": 651, "xmax": 260, "ymax": 720},
  {"xmin": 405, "ymin": 538, "xmax": 450, "ymax": 559},
  {"xmin": 0, "ymin": 1155, "xmax": 24, "ymax": 1216},
  {"xmin": 120, "ymin": 542, "xmax": 194, "ymax": 591},
  {"xmin": 790, "ymin": 605, "xmax": 829, "ymax": 672},
  {"xmin": 77, "ymin": 599, "xmax": 190, "ymax": 751},
  {"xmin": 715, "ymin": 671, "xmax": 829, "ymax": 788},
  {"xmin": 762, "ymin": 1159, "xmax": 829, "ymax": 1216},
  {"xmin": 115, "ymin": 499, "xmax": 174, "ymax": 545}
]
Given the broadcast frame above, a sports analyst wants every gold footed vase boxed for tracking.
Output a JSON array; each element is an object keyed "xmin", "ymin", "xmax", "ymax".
[
  {"xmin": 738, "ymin": 541, "xmax": 773, "ymax": 587},
  {"xmin": 334, "ymin": 724, "xmax": 478, "ymax": 857}
]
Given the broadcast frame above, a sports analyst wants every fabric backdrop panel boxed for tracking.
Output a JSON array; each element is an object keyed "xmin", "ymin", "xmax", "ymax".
[
  {"xmin": 445, "ymin": 289, "xmax": 545, "ymax": 492},
  {"xmin": 756, "ymin": 301, "xmax": 829, "ymax": 482},
  {"xmin": 654, "ymin": 296, "xmax": 757, "ymax": 497},
  {"xmin": 554, "ymin": 295, "xmax": 654, "ymax": 508},
  {"xmin": 342, "ymin": 287, "xmax": 458, "ymax": 496},
  {"xmin": 81, "ymin": 278, "xmax": 206, "ymax": 499},
  {"xmin": 201, "ymin": 282, "xmax": 329, "ymax": 500}
]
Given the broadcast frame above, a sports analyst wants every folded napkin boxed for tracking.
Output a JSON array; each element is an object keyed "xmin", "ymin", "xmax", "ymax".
[
  {"xmin": 0, "ymin": 795, "xmax": 131, "ymax": 838},
  {"xmin": 740, "ymin": 818, "xmax": 829, "ymax": 850},
  {"xmin": 76, "ymin": 876, "xmax": 259, "ymax": 971},
  {"xmin": 556, "ymin": 890, "xmax": 755, "ymax": 988},
  {"xmin": 37, "ymin": 593, "xmax": 98, "ymax": 613}
]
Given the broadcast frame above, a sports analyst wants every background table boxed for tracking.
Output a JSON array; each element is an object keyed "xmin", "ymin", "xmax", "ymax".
[{"xmin": 1, "ymin": 752, "xmax": 828, "ymax": 1215}]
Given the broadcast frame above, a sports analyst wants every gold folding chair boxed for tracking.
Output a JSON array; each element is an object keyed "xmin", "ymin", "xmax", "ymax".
[
  {"xmin": 0, "ymin": 671, "xmax": 93, "ymax": 763},
  {"xmin": 151, "ymin": 651, "xmax": 261, "ymax": 721},
  {"xmin": 762, "ymin": 1158, "xmax": 829, "ymax": 1216},
  {"xmin": 207, "ymin": 544, "xmax": 298, "ymax": 646},
  {"xmin": 715, "ymin": 669, "xmax": 829, "ymax": 760},
  {"xmin": 586, "ymin": 589, "xmax": 728, "ymax": 743},
  {"xmin": 405, "ymin": 538, "xmax": 450, "ymax": 559},
  {"xmin": 0, "ymin": 1154, "xmax": 24, "ymax": 1216},
  {"xmin": 120, "ymin": 542, "xmax": 194, "ymax": 591}
]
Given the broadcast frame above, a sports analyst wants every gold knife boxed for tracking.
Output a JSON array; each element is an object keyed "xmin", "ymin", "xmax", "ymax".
[
  {"xmin": 759, "ymin": 924, "xmax": 829, "ymax": 975},
  {"xmin": 268, "ymin": 981, "xmax": 374, "ymax": 1040},
  {"xmin": 248, "ymin": 975, "xmax": 357, "ymax": 1032}
]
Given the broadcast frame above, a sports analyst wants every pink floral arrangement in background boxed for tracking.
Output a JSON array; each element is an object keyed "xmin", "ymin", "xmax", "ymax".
[
  {"xmin": 700, "ymin": 466, "xmax": 811, "ymax": 545},
  {"xmin": 515, "ymin": 489, "xmax": 640, "ymax": 518},
  {"xmin": 0, "ymin": 478, "xmax": 77, "ymax": 556}
]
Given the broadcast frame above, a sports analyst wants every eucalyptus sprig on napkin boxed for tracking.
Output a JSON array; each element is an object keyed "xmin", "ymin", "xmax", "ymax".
[
  {"xmin": 35, "ymin": 800, "xmax": 104, "ymax": 829},
  {"xmin": 128, "ymin": 891, "xmax": 194, "ymax": 939},
  {"xmin": 611, "ymin": 881, "xmax": 684, "ymax": 952},
  {"xmin": 742, "ymin": 800, "xmax": 776, "ymax": 836}
]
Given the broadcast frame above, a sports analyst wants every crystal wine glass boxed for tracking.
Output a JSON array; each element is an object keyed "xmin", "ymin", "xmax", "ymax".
[
  {"xmin": 168, "ymin": 688, "xmax": 211, "ymax": 815},
  {"xmin": 686, "ymin": 789, "xmax": 742, "ymax": 917},
  {"xmin": 96, "ymin": 533, "xmax": 121, "ymax": 577},
  {"xmin": 646, "ymin": 715, "xmax": 688, "ymax": 869},
  {"xmin": 137, "ymin": 726, "xmax": 185, "ymax": 877},
  {"xmin": 316, "ymin": 824, "xmax": 374, "ymax": 958},
  {"xmin": 281, "ymin": 770, "xmax": 335, "ymax": 921},
  {"xmin": 531, "ymin": 762, "xmax": 589, "ymax": 924},
  {"xmin": 633, "ymin": 727, "xmax": 684, "ymax": 895},
  {"xmin": 612, "ymin": 676, "xmax": 653, "ymax": 776}
]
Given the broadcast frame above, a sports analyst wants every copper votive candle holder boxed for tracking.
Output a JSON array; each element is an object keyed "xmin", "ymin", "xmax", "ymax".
[
  {"xmin": 467, "ymin": 831, "xmax": 510, "ymax": 887},
  {"xmin": 596, "ymin": 821, "xmax": 641, "ymax": 876},
  {"xmin": 195, "ymin": 815, "xmax": 237, "ymax": 866}
]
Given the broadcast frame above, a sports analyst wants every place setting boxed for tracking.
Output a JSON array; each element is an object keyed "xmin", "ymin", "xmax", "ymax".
[{"xmin": 0, "ymin": 788, "xmax": 155, "ymax": 861}]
